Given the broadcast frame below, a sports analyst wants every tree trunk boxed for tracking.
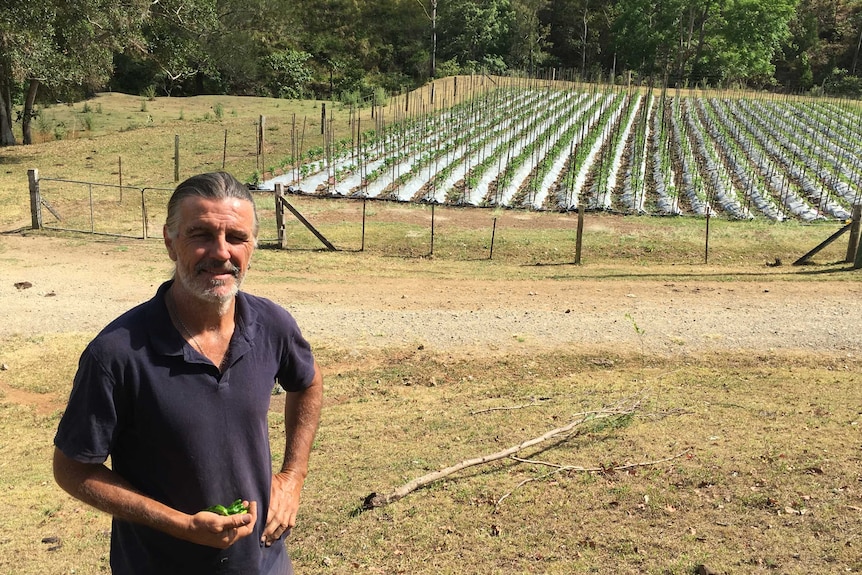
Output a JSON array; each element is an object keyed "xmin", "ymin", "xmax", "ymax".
[
  {"xmin": 688, "ymin": 7, "xmax": 710, "ymax": 85},
  {"xmin": 0, "ymin": 64, "xmax": 16, "ymax": 146},
  {"xmin": 22, "ymin": 78, "xmax": 40, "ymax": 145},
  {"xmin": 431, "ymin": 0, "xmax": 437, "ymax": 79},
  {"xmin": 852, "ymin": 23, "xmax": 862, "ymax": 75},
  {"xmin": 581, "ymin": 4, "xmax": 589, "ymax": 78}
]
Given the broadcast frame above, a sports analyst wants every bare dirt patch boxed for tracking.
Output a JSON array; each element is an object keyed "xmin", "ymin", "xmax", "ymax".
[{"xmin": 2, "ymin": 233, "xmax": 860, "ymax": 361}]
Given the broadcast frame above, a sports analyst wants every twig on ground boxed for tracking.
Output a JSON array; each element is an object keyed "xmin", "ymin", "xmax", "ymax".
[
  {"xmin": 495, "ymin": 450, "xmax": 692, "ymax": 507},
  {"xmin": 361, "ymin": 397, "xmax": 642, "ymax": 510},
  {"xmin": 471, "ymin": 396, "xmax": 550, "ymax": 415}
]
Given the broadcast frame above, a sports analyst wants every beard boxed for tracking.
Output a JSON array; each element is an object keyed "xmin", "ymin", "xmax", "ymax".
[{"xmin": 174, "ymin": 259, "xmax": 245, "ymax": 305}]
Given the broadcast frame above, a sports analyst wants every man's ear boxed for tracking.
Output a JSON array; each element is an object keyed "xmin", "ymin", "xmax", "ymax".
[{"xmin": 163, "ymin": 225, "xmax": 178, "ymax": 262}]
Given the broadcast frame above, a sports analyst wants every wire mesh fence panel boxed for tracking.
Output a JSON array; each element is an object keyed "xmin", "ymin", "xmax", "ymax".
[
  {"xmin": 141, "ymin": 187, "xmax": 176, "ymax": 239},
  {"xmin": 39, "ymin": 178, "xmax": 148, "ymax": 237},
  {"xmin": 250, "ymin": 190, "xmax": 281, "ymax": 244}
]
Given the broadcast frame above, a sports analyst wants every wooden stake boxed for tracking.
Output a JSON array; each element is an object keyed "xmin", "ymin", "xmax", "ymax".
[
  {"xmin": 222, "ymin": 129, "xmax": 228, "ymax": 170},
  {"xmin": 27, "ymin": 169, "xmax": 41, "ymax": 229},
  {"xmin": 489, "ymin": 217, "xmax": 497, "ymax": 260},
  {"xmin": 575, "ymin": 202, "xmax": 585, "ymax": 264},
  {"xmin": 704, "ymin": 206, "xmax": 711, "ymax": 264},
  {"xmin": 845, "ymin": 204, "xmax": 861, "ymax": 263},
  {"xmin": 275, "ymin": 183, "xmax": 285, "ymax": 249}
]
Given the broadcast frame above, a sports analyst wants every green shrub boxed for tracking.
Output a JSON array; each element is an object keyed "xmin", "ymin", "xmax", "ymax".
[
  {"xmin": 373, "ymin": 87, "xmax": 388, "ymax": 107},
  {"xmin": 81, "ymin": 112, "xmax": 95, "ymax": 131},
  {"xmin": 340, "ymin": 90, "xmax": 361, "ymax": 107}
]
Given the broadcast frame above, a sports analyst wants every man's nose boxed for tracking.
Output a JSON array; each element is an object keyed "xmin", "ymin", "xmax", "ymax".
[{"xmin": 210, "ymin": 235, "xmax": 231, "ymax": 259}]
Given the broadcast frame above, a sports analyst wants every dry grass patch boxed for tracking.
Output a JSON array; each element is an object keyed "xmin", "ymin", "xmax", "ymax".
[
  {"xmin": 1, "ymin": 341, "xmax": 860, "ymax": 574},
  {"xmin": 288, "ymin": 347, "xmax": 861, "ymax": 575}
]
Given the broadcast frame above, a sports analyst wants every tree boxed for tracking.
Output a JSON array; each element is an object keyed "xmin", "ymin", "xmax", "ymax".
[
  {"xmin": 141, "ymin": 0, "xmax": 221, "ymax": 95},
  {"xmin": 437, "ymin": 0, "xmax": 515, "ymax": 71},
  {"xmin": 711, "ymin": 0, "xmax": 798, "ymax": 86},
  {"xmin": 1, "ymin": 0, "xmax": 149, "ymax": 146},
  {"xmin": 413, "ymin": 0, "xmax": 439, "ymax": 78},
  {"xmin": 508, "ymin": 0, "xmax": 552, "ymax": 73},
  {"xmin": 612, "ymin": 0, "xmax": 797, "ymax": 87},
  {"xmin": 265, "ymin": 49, "xmax": 313, "ymax": 98},
  {"xmin": 612, "ymin": 0, "xmax": 681, "ymax": 79}
]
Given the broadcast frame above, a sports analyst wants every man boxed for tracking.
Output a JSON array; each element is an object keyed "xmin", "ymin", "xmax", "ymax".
[{"xmin": 53, "ymin": 172, "xmax": 323, "ymax": 574}]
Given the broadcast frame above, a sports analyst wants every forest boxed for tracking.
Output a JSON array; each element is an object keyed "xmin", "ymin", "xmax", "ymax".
[{"xmin": 2, "ymin": 0, "xmax": 862, "ymax": 146}]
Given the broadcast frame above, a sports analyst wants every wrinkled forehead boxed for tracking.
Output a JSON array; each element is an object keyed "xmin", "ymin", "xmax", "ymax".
[{"xmin": 176, "ymin": 196, "xmax": 257, "ymax": 233}]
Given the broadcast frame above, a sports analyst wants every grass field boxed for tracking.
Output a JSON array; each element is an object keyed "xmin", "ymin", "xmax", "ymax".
[{"xmin": 1, "ymin": 88, "xmax": 861, "ymax": 575}]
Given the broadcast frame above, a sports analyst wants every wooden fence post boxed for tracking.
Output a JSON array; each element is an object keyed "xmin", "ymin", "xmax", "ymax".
[
  {"xmin": 574, "ymin": 202, "xmax": 585, "ymax": 264},
  {"xmin": 141, "ymin": 188, "xmax": 148, "ymax": 240},
  {"xmin": 174, "ymin": 135, "xmax": 180, "ymax": 182},
  {"xmin": 845, "ymin": 204, "xmax": 861, "ymax": 263},
  {"xmin": 28, "ymin": 169, "xmax": 42, "ymax": 229},
  {"xmin": 222, "ymin": 129, "xmax": 228, "ymax": 170},
  {"xmin": 489, "ymin": 217, "xmax": 497, "ymax": 260},
  {"xmin": 361, "ymin": 197, "xmax": 367, "ymax": 252},
  {"xmin": 258, "ymin": 116, "xmax": 266, "ymax": 174},
  {"xmin": 430, "ymin": 202, "xmax": 436, "ymax": 256},
  {"xmin": 275, "ymin": 183, "xmax": 285, "ymax": 249},
  {"xmin": 704, "ymin": 206, "xmax": 711, "ymax": 264}
]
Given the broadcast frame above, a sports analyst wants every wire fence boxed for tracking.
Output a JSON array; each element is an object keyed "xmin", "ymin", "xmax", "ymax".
[
  {"xmin": 33, "ymin": 175, "xmax": 281, "ymax": 243},
  {"xmin": 26, "ymin": 170, "xmax": 862, "ymax": 267}
]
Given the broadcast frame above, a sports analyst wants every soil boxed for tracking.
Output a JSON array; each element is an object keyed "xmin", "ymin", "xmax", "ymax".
[{"xmin": 2, "ymin": 233, "xmax": 860, "ymax": 364}]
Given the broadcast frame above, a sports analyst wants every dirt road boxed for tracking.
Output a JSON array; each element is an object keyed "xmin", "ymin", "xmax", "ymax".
[{"xmin": 2, "ymin": 234, "xmax": 860, "ymax": 359}]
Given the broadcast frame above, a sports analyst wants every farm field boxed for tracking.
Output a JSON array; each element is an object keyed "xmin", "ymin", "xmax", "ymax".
[
  {"xmin": 267, "ymin": 80, "xmax": 862, "ymax": 224},
  {"xmin": 1, "ymin": 84, "xmax": 861, "ymax": 574},
  {"xmin": 0, "ymin": 226, "xmax": 861, "ymax": 575},
  {"xmin": 3, "ymin": 77, "xmax": 862, "ymax": 237}
]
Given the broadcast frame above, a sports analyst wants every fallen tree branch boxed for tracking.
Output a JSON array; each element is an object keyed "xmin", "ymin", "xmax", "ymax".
[
  {"xmin": 361, "ymin": 398, "xmax": 641, "ymax": 510},
  {"xmin": 495, "ymin": 450, "xmax": 692, "ymax": 507},
  {"xmin": 470, "ymin": 396, "xmax": 550, "ymax": 415}
]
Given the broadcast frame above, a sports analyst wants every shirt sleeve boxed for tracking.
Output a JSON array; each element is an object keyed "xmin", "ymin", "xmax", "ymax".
[
  {"xmin": 276, "ymin": 310, "xmax": 317, "ymax": 393},
  {"xmin": 54, "ymin": 345, "xmax": 124, "ymax": 464}
]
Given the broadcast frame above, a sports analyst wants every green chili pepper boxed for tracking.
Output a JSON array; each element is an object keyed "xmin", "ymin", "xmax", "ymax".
[{"xmin": 204, "ymin": 499, "xmax": 248, "ymax": 516}]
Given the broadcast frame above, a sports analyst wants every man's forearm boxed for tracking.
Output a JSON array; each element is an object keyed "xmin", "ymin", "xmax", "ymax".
[
  {"xmin": 280, "ymin": 362, "xmax": 323, "ymax": 477},
  {"xmin": 53, "ymin": 447, "xmax": 257, "ymax": 548},
  {"xmin": 53, "ymin": 447, "xmax": 187, "ymax": 534}
]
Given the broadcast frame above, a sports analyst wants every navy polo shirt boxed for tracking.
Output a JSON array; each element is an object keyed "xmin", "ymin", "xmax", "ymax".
[{"xmin": 54, "ymin": 280, "xmax": 316, "ymax": 575}]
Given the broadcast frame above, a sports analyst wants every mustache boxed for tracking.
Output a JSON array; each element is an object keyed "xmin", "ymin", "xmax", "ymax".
[{"xmin": 195, "ymin": 260, "xmax": 241, "ymax": 277}]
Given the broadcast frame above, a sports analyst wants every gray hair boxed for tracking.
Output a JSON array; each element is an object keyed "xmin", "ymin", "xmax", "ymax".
[{"xmin": 165, "ymin": 172, "xmax": 259, "ymax": 239}]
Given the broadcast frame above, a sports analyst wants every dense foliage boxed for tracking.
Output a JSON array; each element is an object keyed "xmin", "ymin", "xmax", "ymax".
[{"xmin": 2, "ymin": 0, "xmax": 862, "ymax": 145}]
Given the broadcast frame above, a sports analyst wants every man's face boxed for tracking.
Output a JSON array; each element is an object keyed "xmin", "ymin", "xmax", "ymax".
[{"xmin": 164, "ymin": 196, "xmax": 257, "ymax": 304}]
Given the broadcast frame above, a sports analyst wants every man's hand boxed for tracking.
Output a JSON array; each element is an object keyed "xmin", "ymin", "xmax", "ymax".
[
  {"xmin": 262, "ymin": 472, "xmax": 303, "ymax": 547},
  {"xmin": 263, "ymin": 362, "xmax": 322, "ymax": 547},
  {"xmin": 187, "ymin": 501, "xmax": 258, "ymax": 549}
]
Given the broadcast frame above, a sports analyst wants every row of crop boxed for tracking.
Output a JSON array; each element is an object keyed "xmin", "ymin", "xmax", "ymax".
[
  {"xmin": 265, "ymin": 85, "xmax": 861, "ymax": 221},
  {"xmin": 773, "ymin": 100, "xmax": 862, "ymax": 205},
  {"xmin": 744, "ymin": 99, "xmax": 856, "ymax": 209},
  {"xmin": 375, "ymin": 88, "xmax": 556, "ymax": 201},
  {"xmin": 694, "ymin": 99, "xmax": 786, "ymax": 220},
  {"xmin": 726, "ymin": 99, "xmax": 851, "ymax": 220}
]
